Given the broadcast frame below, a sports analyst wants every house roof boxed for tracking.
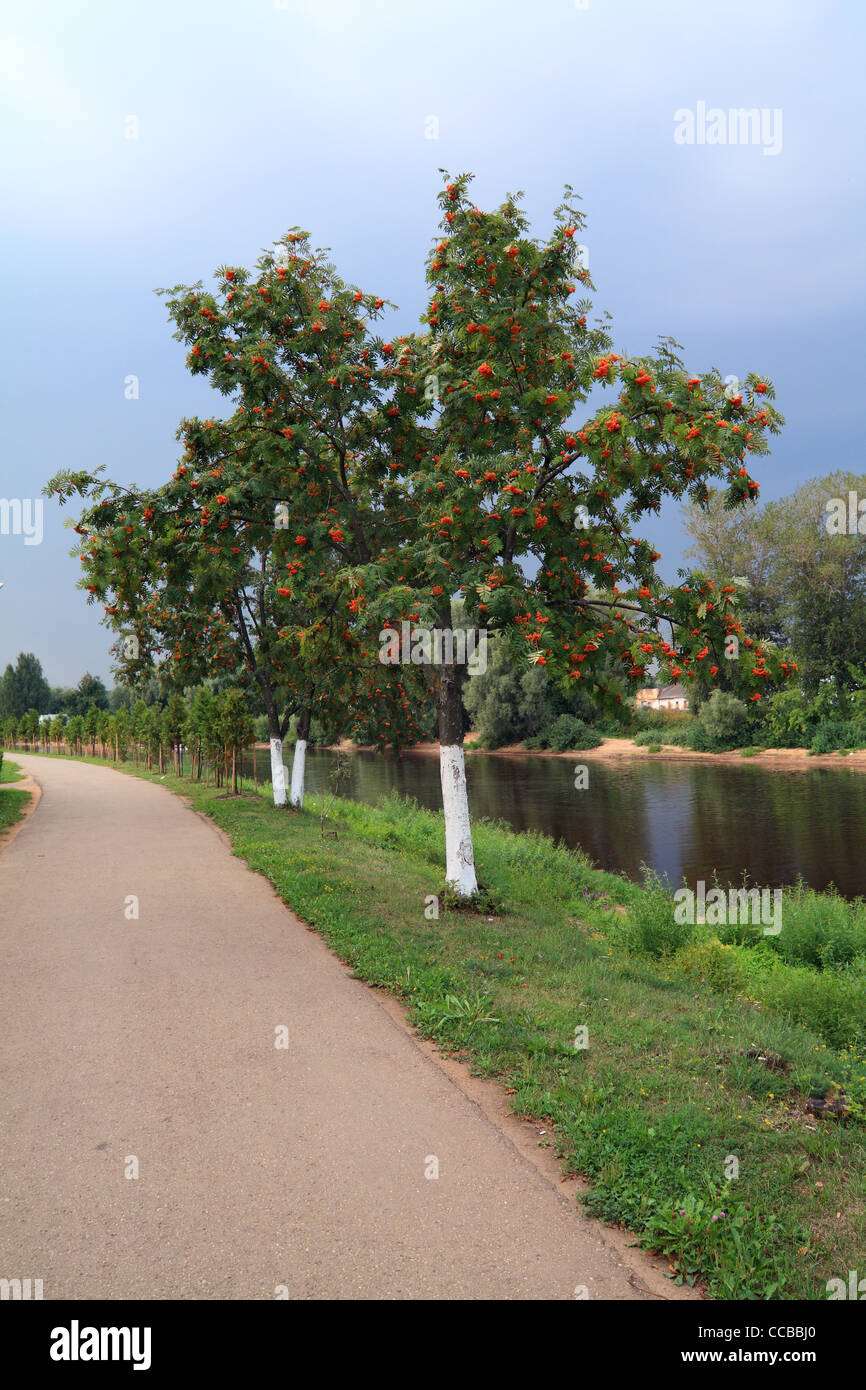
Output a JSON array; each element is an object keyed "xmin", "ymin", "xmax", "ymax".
[{"xmin": 657, "ymin": 684, "xmax": 688, "ymax": 700}]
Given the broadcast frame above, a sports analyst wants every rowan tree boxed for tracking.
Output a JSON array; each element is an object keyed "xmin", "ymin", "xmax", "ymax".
[
  {"xmin": 49, "ymin": 404, "xmax": 427, "ymax": 808},
  {"xmin": 50, "ymin": 174, "xmax": 793, "ymax": 896}
]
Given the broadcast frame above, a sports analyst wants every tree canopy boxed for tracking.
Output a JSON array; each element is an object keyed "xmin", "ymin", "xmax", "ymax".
[{"xmin": 48, "ymin": 173, "xmax": 792, "ymax": 893}]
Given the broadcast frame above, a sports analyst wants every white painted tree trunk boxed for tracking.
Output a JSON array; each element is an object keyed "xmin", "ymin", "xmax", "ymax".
[
  {"xmin": 269, "ymin": 738, "xmax": 287, "ymax": 808},
  {"xmin": 290, "ymin": 738, "xmax": 307, "ymax": 809},
  {"xmin": 439, "ymin": 743, "xmax": 478, "ymax": 896}
]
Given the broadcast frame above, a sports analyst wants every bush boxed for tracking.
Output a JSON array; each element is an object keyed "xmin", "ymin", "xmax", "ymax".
[
  {"xmin": 698, "ymin": 690, "xmax": 750, "ymax": 746},
  {"xmin": 686, "ymin": 722, "xmax": 726, "ymax": 752},
  {"xmin": 755, "ymin": 962, "xmax": 866, "ymax": 1050},
  {"xmin": 634, "ymin": 707, "xmax": 691, "ymax": 731},
  {"xmin": 762, "ymin": 687, "xmax": 813, "ymax": 748},
  {"xmin": 809, "ymin": 719, "xmax": 866, "ymax": 754},
  {"xmin": 544, "ymin": 714, "xmax": 602, "ymax": 752},
  {"xmin": 766, "ymin": 883, "xmax": 866, "ymax": 968},
  {"xmin": 673, "ymin": 939, "xmax": 741, "ymax": 992},
  {"xmin": 525, "ymin": 715, "xmax": 601, "ymax": 751},
  {"xmin": 620, "ymin": 870, "xmax": 696, "ymax": 958},
  {"xmin": 595, "ymin": 716, "xmax": 630, "ymax": 737}
]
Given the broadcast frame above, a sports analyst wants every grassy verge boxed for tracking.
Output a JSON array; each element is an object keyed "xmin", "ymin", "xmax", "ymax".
[
  {"xmin": 0, "ymin": 786, "xmax": 31, "ymax": 835},
  {"xmin": 1, "ymin": 757, "xmax": 25, "ymax": 783},
  {"xmin": 11, "ymin": 749, "xmax": 866, "ymax": 1299}
]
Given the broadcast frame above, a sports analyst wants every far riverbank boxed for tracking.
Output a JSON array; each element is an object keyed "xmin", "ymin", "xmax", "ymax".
[{"xmin": 311, "ymin": 735, "xmax": 866, "ymax": 775}]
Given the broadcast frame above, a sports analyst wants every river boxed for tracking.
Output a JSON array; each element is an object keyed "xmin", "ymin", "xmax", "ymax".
[{"xmin": 244, "ymin": 747, "xmax": 866, "ymax": 898}]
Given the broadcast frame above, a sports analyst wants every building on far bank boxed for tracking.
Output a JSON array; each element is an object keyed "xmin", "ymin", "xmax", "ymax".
[
  {"xmin": 635, "ymin": 687, "xmax": 659, "ymax": 709},
  {"xmin": 635, "ymin": 683, "xmax": 689, "ymax": 712}
]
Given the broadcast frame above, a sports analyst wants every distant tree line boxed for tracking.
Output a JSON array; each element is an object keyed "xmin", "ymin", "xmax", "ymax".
[
  {"xmin": 3, "ymin": 686, "xmax": 256, "ymax": 795},
  {"xmin": 0, "ymin": 655, "xmax": 111, "ymax": 720}
]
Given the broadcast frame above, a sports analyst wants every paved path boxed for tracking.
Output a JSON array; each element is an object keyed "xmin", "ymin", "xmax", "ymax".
[{"xmin": 0, "ymin": 755, "xmax": 686, "ymax": 1300}]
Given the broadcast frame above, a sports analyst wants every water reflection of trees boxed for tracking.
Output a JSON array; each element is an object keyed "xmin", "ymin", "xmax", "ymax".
[{"xmin": 684, "ymin": 764, "xmax": 866, "ymax": 896}]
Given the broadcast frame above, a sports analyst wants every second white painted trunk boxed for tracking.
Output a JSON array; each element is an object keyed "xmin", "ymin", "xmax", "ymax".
[
  {"xmin": 269, "ymin": 738, "xmax": 287, "ymax": 807},
  {"xmin": 439, "ymin": 743, "xmax": 478, "ymax": 896},
  {"xmin": 290, "ymin": 738, "xmax": 307, "ymax": 809}
]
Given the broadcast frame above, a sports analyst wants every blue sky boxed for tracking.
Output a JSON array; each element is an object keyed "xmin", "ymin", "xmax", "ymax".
[{"xmin": 1, "ymin": 0, "xmax": 863, "ymax": 687}]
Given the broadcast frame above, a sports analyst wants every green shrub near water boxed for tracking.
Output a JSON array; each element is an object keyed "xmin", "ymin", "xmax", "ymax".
[
  {"xmin": 527, "ymin": 714, "xmax": 602, "ymax": 752},
  {"xmin": 673, "ymin": 938, "xmax": 742, "ymax": 992},
  {"xmin": 698, "ymin": 690, "xmax": 751, "ymax": 744},
  {"xmin": 616, "ymin": 870, "xmax": 697, "ymax": 958},
  {"xmin": 716, "ymin": 881, "xmax": 866, "ymax": 969},
  {"xmin": 617, "ymin": 871, "xmax": 866, "ymax": 1050},
  {"xmin": 809, "ymin": 718, "xmax": 866, "ymax": 754}
]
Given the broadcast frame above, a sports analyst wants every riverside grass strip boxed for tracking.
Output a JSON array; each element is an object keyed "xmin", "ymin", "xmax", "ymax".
[{"xmin": 14, "ymin": 751, "xmax": 866, "ymax": 1298}]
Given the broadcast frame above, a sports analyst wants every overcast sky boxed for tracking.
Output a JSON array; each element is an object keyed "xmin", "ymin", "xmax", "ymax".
[{"xmin": 1, "ymin": 0, "xmax": 863, "ymax": 687}]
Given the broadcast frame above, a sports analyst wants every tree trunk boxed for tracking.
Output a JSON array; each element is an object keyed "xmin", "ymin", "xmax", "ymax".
[
  {"xmin": 269, "ymin": 734, "xmax": 287, "ymax": 809},
  {"xmin": 232, "ymin": 747, "xmax": 238, "ymax": 795},
  {"xmin": 290, "ymin": 707, "xmax": 311, "ymax": 809},
  {"xmin": 437, "ymin": 661, "xmax": 478, "ymax": 897}
]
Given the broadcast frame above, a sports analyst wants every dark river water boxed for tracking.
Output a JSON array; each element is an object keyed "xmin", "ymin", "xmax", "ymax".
[{"xmin": 244, "ymin": 747, "xmax": 866, "ymax": 898}]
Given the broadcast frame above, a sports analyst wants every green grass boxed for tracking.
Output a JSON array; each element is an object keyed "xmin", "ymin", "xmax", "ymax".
[
  {"xmin": 0, "ymin": 787, "xmax": 30, "ymax": 834},
  {"xmin": 0, "ymin": 757, "xmax": 25, "ymax": 783},
  {"xmin": 11, "ymin": 747, "xmax": 866, "ymax": 1299}
]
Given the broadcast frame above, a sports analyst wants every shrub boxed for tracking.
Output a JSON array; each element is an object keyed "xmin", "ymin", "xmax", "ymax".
[
  {"xmin": 698, "ymin": 690, "xmax": 750, "ymax": 746},
  {"xmin": 757, "ymin": 963, "xmax": 866, "ymax": 1050},
  {"xmin": 673, "ymin": 939, "xmax": 741, "ymax": 992},
  {"xmin": 768, "ymin": 883, "xmax": 866, "ymax": 968},
  {"xmin": 686, "ymin": 722, "xmax": 725, "ymax": 752},
  {"xmin": 595, "ymin": 716, "xmax": 629, "ymax": 737},
  {"xmin": 809, "ymin": 719, "xmax": 866, "ymax": 754},
  {"xmin": 621, "ymin": 870, "xmax": 695, "ymax": 958},
  {"xmin": 527, "ymin": 715, "xmax": 602, "ymax": 751},
  {"xmin": 762, "ymin": 687, "xmax": 813, "ymax": 748},
  {"xmin": 634, "ymin": 707, "xmax": 692, "ymax": 731},
  {"xmin": 544, "ymin": 714, "xmax": 602, "ymax": 752}
]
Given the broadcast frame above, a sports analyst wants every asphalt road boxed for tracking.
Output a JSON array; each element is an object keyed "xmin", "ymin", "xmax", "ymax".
[{"xmin": 0, "ymin": 754, "xmax": 690, "ymax": 1300}]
